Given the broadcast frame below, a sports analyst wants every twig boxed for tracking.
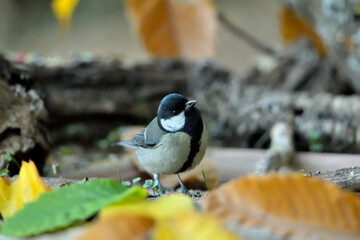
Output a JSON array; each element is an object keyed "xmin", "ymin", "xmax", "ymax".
[
  {"xmin": 254, "ymin": 122, "xmax": 294, "ymax": 175},
  {"xmin": 218, "ymin": 12, "xmax": 275, "ymax": 55}
]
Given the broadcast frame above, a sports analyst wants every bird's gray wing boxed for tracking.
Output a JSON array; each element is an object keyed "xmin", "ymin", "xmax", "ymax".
[
  {"xmin": 143, "ymin": 117, "xmax": 167, "ymax": 146},
  {"xmin": 116, "ymin": 117, "xmax": 166, "ymax": 149}
]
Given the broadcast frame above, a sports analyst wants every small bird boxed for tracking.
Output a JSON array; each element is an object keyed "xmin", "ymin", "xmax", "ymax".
[{"xmin": 117, "ymin": 93, "xmax": 207, "ymax": 195}]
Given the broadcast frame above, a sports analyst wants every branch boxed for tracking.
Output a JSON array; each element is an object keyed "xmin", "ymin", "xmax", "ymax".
[
  {"xmin": 254, "ymin": 122, "xmax": 294, "ymax": 175},
  {"xmin": 217, "ymin": 12, "xmax": 275, "ymax": 55},
  {"xmin": 306, "ymin": 167, "xmax": 360, "ymax": 192}
]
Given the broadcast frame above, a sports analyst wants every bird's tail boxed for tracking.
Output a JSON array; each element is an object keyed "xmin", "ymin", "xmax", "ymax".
[{"xmin": 112, "ymin": 141, "xmax": 138, "ymax": 149}]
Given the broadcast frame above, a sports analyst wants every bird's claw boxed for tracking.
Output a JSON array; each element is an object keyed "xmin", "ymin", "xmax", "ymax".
[{"xmin": 181, "ymin": 185, "xmax": 189, "ymax": 195}]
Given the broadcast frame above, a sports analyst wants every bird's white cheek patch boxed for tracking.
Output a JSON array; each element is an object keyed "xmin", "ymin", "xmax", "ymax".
[{"xmin": 160, "ymin": 111, "xmax": 185, "ymax": 132}]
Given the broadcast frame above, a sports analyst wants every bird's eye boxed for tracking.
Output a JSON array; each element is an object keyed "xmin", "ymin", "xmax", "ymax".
[{"xmin": 172, "ymin": 110, "xmax": 179, "ymax": 116}]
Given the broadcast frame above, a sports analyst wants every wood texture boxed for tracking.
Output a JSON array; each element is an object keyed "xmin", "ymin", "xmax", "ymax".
[
  {"xmin": 0, "ymin": 77, "xmax": 48, "ymax": 171},
  {"xmin": 2, "ymin": 53, "xmax": 360, "ymax": 153},
  {"xmin": 254, "ymin": 122, "xmax": 294, "ymax": 175},
  {"xmin": 281, "ymin": 0, "xmax": 360, "ymax": 92}
]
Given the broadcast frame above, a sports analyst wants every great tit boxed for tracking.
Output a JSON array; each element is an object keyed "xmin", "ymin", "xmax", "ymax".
[{"xmin": 117, "ymin": 93, "xmax": 207, "ymax": 195}]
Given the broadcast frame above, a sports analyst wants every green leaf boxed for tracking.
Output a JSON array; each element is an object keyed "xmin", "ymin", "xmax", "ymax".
[
  {"xmin": 51, "ymin": 164, "xmax": 58, "ymax": 175},
  {"xmin": 307, "ymin": 130, "xmax": 322, "ymax": 141},
  {"xmin": 2, "ymin": 179, "xmax": 148, "ymax": 237},
  {"xmin": 310, "ymin": 143, "xmax": 323, "ymax": 152},
  {"xmin": 5, "ymin": 152, "xmax": 12, "ymax": 162},
  {"xmin": 59, "ymin": 146, "xmax": 72, "ymax": 155},
  {"xmin": 202, "ymin": 170, "xmax": 209, "ymax": 191},
  {"xmin": 143, "ymin": 179, "xmax": 154, "ymax": 188},
  {"xmin": 122, "ymin": 181, "xmax": 131, "ymax": 186},
  {"xmin": 132, "ymin": 177, "xmax": 141, "ymax": 184},
  {"xmin": 65, "ymin": 123, "xmax": 86, "ymax": 136},
  {"xmin": 0, "ymin": 164, "xmax": 9, "ymax": 177}
]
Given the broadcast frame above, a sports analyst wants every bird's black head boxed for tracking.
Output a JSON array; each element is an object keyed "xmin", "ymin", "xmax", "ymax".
[{"xmin": 157, "ymin": 93, "xmax": 201, "ymax": 133}]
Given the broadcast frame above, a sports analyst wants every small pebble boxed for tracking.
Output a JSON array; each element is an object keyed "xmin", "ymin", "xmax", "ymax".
[{"xmin": 315, "ymin": 171, "xmax": 321, "ymax": 175}]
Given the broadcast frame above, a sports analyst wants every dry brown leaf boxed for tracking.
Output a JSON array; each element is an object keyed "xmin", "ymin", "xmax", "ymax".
[
  {"xmin": 80, "ymin": 194, "xmax": 239, "ymax": 240},
  {"xmin": 279, "ymin": 7, "xmax": 327, "ymax": 57},
  {"xmin": 200, "ymin": 174, "xmax": 360, "ymax": 240},
  {"xmin": 126, "ymin": 0, "xmax": 216, "ymax": 59},
  {"xmin": 78, "ymin": 215, "xmax": 154, "ymax": 240}
]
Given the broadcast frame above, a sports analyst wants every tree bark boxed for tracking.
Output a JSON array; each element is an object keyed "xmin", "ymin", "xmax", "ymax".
[
  {"xmin": 307, "ymin": 167, "xmax": 360, "ymax": 192},
  {"xmin": 0, "ymin": 77, "xmax": 48, "ymax": 172}
]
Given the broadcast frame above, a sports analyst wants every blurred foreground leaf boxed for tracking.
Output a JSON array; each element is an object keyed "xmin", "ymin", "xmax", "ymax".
[
  {"xmin": 152, "ymin": 211, "xmax": 238, "ymax": 240},
  {"xmin": 200, "ymin": 174, "xmax": 360, "ymax": 239},
  {"xmin": 80, "ymin": 194, "xmax": 239, "ymax": 240},
  {"xmin": 126, "ymin": 0, "xmax": 217, "ymax": 59},
  {"xmin": 0, "ymin": 161, "xmax": 50, "ymax": 219},
  {"xmin": 2, "ymin": 180, "xmax": 147, "ymax": 237}
]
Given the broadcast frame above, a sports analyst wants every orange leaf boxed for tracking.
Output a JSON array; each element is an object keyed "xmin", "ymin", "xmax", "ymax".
[
  {"xmin": 0, "ymin": 161, "xmax": 50, "ymax": 218},
  {"xmin": 279, "ymin": 7, "xmax": 327, "ymax": 57},
  {"xmin": 200, "ymin": 174, "xmax": 360, "ymax": 239},
  {"xmin": 79, "ymin": 215, "xmax": 155, "ymax": 240},
  {"xmin": 126, "ymin": 0, "xmax": 217, "ymax": 59},
  {"xmin": 80, "ymin": 194, "xmax": 240, "ymax": 240}
]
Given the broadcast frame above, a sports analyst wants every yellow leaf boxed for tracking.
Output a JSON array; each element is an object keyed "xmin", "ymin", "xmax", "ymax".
[
  {"xmin": 100, "ymin": 194, "xmax": 194, "ymax": 221},
  {"xmin": 152, "ymin": 211, "xmax": 239, "ymax": 240},
  {"xmin": 0, "ymin": 161, "xmax": 50, "ymax": 219},
  {"xmin": 279, "ymin": 7, "xmax": 327, "ymax": 57},
  {"xmin": 126, "ymin": 0, "xmax": 217, "ymax": 59},
  {"xmin": 80, "ymin": 194, "xmax": 240, "ymax": 240},
  {"xmin": 200, "ymin": 174, "xmax": 360, "ymax": 239},
  {"xmin": 51, "ymin": 0, "xmax": 80, "ymax": 33}
]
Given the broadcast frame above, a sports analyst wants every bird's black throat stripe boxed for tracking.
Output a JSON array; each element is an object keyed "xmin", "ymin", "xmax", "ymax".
[{"xmin": 177, "ymin": 110, "xmax": 203, "ymax": 173}]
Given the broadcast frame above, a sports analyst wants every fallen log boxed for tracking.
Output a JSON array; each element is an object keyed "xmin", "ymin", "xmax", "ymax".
[
  {"xmin": 2, "ymin": 54, "xmax": 360, "ymax": 153},
  {"xmin": 0, "ymin": 77, "xmax": 48, "ymax": 172}
]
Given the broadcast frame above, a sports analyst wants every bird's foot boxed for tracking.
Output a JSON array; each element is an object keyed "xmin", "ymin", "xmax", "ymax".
[
  {"xmin": 153, "ymin": 173, "xmax": 166, "ymax": 196},
  {"xmin": 180, "ymin": 184, "xmax": 189, "ymax": 195},
  {"xmin": 177, "ymin": 173, "xmax": 190, "ymax": 196},
  {"xmin": 157, "ymin": 184, "xmax": 166, "ymax": 196}
]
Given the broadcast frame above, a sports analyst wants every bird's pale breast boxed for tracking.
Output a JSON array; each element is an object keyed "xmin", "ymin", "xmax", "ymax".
[{"xmin": 136, "ymin": 132, "xmax": 191, "ymax": 174}]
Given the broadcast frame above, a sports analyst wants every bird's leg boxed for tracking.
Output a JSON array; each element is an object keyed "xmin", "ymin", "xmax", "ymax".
[
  {"xmin": 176, "ymin": 173, "xmax": 189, "ymax": 195},
  {"xmin": 153, "ymin": 173, "xmax": 165, "ymax": 195}
]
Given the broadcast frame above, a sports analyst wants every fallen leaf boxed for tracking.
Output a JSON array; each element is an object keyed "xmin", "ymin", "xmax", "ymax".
[
  {"xmin": 152, "ymin": 211, "xmax": 240, "ymax": 240},
  {"xmin": 279, "ymin": 7, "xmax": 327, "ymax": 57},
  {"xmin": 100, "ymin": 194, "xmax": 194, "ymax": 221},
  {"xmin": 80, "ymin": 194, "xmax": 240, "ymax": 240},
  {"xmin": 200, "ymin": 174, "xmax": 360, "ymax": 240},
  {"xmin": 2, "ymin": 181, "xmax": 147, "ymax": 237},
  {"xmin": 51, "ymin": 0, "xmax": 80, "ymax": 33},
  {"xmin": 126, "ymin": 0, "xmax": 217, "ymax": 59},
  {"xmin": 79, "ymin": 215, "xmax": 154, "ymax": 240},
  {"xmin": 0, "ymin": 161, "xmax": 50, "ymax": 219}
]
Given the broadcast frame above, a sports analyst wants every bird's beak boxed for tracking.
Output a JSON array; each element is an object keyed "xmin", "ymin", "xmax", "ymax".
[{"xmin": 185, "ymin": 100, "xmax": 197, "ymax": 111}]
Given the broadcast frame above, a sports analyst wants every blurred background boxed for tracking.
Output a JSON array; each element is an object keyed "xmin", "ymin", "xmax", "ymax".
[{"xmin": 0, "ymin": 0, "xmax": 279, "ymax": 72}]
